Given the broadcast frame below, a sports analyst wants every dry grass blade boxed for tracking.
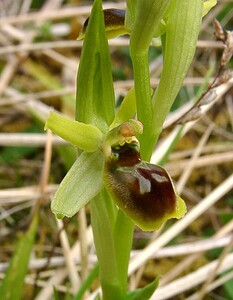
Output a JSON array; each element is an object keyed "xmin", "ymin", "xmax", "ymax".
[
  {"xmin": 129, "ymin": 173, "xmax": 233, "ymax": 275},
  {"xmin": 0, "ymin": 133, "xmax": 66, "ymax": 146},
  {"xmin": 159, "ymin": 219, "xmax": 233, "ymax": 286},
  {"xmin": 56, "ymin": 218, "xmax": 81, "ymax": 293},
  {"xmin": 0, "ymin": 3, "xmax": 125, "ymax": 26},
  {"xmin": 152, "ymin": 76, "xmax": 233, "ymax": 164},
  {"xmin": 152, "ymin": 253, "xmax": 233, "ymax": 300},
  {"xmin": 176, "ymin": 123, "xmax": 214, "ymax": 193},
  {"xmin": 35, "ymin": 227, "xmax": 93, "ymax": 300},
  {"xmin": 131, "ymin": 235, "xmax": 233, "ymax": 258},
  {"xmin": 1, "ymin": 1, "xmax": 232, "ymax": 299},
  {"xmin": 197, "ymin": 237, "xmax": 233, "ymax": 299},
  {"xmin": 186, "ymin": 270, "xmax": 233, "ymax": 300},
  {"xmin": 0, "ymin": 40, "xmax": 223, "ymax": 55},
  {"xmin": 166, "ymin": 151, "xmax": 233, "ymax": 176},
  {"xmin": 0, "ymin": 185, "xmax": 58, "ymax": 204}
]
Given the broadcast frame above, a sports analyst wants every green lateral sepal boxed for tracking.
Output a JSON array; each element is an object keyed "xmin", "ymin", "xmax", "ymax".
[
  {"xmin": 51, "ymin": 151, "xmax": 104, "ymax": 218},
  {"xmin": 45, "ymin": 111, "xmax": 103, "ymax": 152}
]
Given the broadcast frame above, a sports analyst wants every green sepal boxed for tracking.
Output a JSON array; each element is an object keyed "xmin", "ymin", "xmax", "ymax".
[
  {"xmin": 76, "ymin": 0, "xmax": 115, "ymax": 132},
  {"xmin": 126, "ymin": 277, "xmax": 159, "ymax": 300},
  {"xmin": 51, "ymin": 151, "xmax": 104, "ymax": 218},
  {"xmin": 45, "ymin": 111, "xmax": 103, "ymax": 152},
  {"xmin": 203, "ymin": 0, "xmax": 217, "ymax": 17},
  {"xmin": 125, "ymin": 0, "xmax": 138, "ymax": 32}
]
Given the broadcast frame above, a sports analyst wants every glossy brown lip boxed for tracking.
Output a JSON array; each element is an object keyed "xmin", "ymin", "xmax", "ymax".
[
  {"xmin": 105, "ymin": 160, "xmax": 176, "ymax": 221},
  {"xmin": 104, "ymin": 142, "xmax": 176, "ymax": 227}
]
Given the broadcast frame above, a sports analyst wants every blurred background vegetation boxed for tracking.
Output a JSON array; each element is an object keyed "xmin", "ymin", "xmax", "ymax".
[{"xmin": 0, "ymin": 1, "xmax": 233, "ymax": 299}]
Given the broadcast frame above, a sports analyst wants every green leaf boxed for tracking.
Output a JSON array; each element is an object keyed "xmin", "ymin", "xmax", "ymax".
[
  {"xmin": 76, "ymin": 0, "xmax": 115, "ymax": 132},
  {"xmin": 74, "ymin": 264, "xmax": 99, "ymax": 300},
  {"xmin": 45, "ymin": 111, "xmax": 103, "ymax": 152},
  {"xmin": 0, "ymin": 214, "xmax": 38, "ymax": 300},
  {"xmin": 51, "ymin": 151, "xmax": 104, "ymax": 218},
  {"xmin": 223, "ymin": 272, "xmax": 233, "ymax": 299},
  {"xmin": 126, "ymin": 277, "xmax": 159, "ymax": 300},
  {"xmin": 53, "ymin": 286, "xmax": 60, "ymax": 300}
]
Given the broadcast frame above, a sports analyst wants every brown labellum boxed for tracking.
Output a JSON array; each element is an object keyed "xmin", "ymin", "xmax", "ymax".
[
  {"xmin": 103, "ymin": 141, "xmax": 186, "ymax": 231},
  {"xmin": 78, "ymin": 9, "xmax": 127, "ymax": 40}
]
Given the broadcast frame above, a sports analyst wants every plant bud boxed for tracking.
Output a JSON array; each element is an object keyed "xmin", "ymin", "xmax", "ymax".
[{"xmin": 78, "ymin": 9, "xmax": 127, "ymax": 40}]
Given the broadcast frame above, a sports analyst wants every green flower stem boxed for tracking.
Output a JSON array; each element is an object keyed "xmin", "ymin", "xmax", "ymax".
[
  {"xmin": 75, "ymin": 1, "xmax": 124, "ymax": 297},
  {"xmin": 114, "ymin": 210, "xmax": 134, "ymax": 291},
  {"xmin": 151, "ymin": 0, "xmax": 203, "ymax": 149},
  {"xmin": 129, "ymin": 0, "xmax": 172, "ymax": 160},
  {"xmin": 91, "ymin": 190, "xmax": 125, "ymax": 300},
  {"xmin": 130, "ymin": 52, "xmax": 154, "ymax": 160},
  {"xmin": 79, "ymin": 1, "xmax": 133, "ymax": 297}
]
